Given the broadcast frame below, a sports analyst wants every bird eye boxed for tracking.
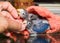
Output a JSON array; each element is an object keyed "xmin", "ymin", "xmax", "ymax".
[
  {"xmin": 28, "ymin": 22, "xmax": 31, "ymax": 25},
  {"xmin": 31, "ymin": 15, "xmax": 33, "ymax": 18},
  {"xmin": 22, "ymin": 13, "xmax": 25, "ymax": 15}
]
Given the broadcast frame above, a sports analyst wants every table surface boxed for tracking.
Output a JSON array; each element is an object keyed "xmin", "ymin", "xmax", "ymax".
[{"xmin": 0, "ymin": 34, "xmax": 60, "ymax": 43}]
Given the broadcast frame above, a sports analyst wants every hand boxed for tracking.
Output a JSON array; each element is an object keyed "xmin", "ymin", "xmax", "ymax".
[
  {"xmin": 0, "ymin": 1, "xmax": 18, "ymax": 18},
  {"xmin": 46, "ymin": 15, "xmax": 60, "ymax": 33},
  {"xmin": 0, "ymin": 1, "xmax": 27, "ymax": 33},
  {"xmin": 26, "ymin": 6, "xmax": 60, "ymax": 33},
  {"xmin": 1, "ymin": 12, "xmax": 27, "ymax": 33}
]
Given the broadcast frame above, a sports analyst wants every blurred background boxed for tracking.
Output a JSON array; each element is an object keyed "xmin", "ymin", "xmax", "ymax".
[{"xmin": 0, "ymin": 0, "xmax": 60, "ymax": 15}]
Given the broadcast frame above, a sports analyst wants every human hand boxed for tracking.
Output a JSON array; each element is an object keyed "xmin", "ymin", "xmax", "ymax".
[
  {"xmin": 0, "ymin": 1, "xmax": 27, "ymax": 33},
  {"xmin": 0, "ymin": 1, "xmax": 18, "ymax": 18},
  {"xmin": 0, "ymin": 11, "xmax": 27, "ymax": 33},
  {"xmin": 26, "ymin": 6, "xmax": 60, "ymax": 33}
]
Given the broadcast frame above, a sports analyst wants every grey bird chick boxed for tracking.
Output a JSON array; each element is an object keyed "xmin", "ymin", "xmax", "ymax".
[
  {"xmin": 17, "ymin": 9, "xmax": 28, "ymax": 19},
  {"xmin": 28, "ymin": 13, "xmax": 38, "ymax": 21},
  {"xmin": 17, "ymin": 9, "xmax": 33, "ymax": 29},
  {"xmin": 17, "ymin": 9, "xmax": 41, "ymax": 29},
  {"xmin": 17, "ymin": 9, "xmax": 50, "ymax": 33}
]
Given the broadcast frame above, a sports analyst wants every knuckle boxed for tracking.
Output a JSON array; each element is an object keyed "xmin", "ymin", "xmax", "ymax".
[{"xmin": 5, "ymin": 1, "xmax": 11, "ymax": 5}]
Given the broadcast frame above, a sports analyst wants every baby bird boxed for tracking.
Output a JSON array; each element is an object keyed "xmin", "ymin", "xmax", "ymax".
[{"xmin": 17, "ymin": 9, "xmax": 50, "ymax": 33}]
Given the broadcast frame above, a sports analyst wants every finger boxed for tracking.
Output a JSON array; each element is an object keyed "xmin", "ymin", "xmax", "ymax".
[
  {"xmin": 26, "ymin": 6, "xmax": 47, "ymax": 17},
  {"xmin": 16, "ymin": 20, "xmax": 27, "ymax": 32},
  {"xmin": 0, "ymin": 5, "xmax": 2, "ymax": 12},
  {"xmin": 0, "ymin": 1, "xmax": 18, "ymax": 18},
  {"xmin": 1, "ymin": 11, "xmax": 14, "ymax": 20},
  {"xmin": 26, "ymin": 6, "xmax": 44, "ymax": 14},
  {"xmin": 26, "ymin": 6, "xmax": 35, "ymax": 13},
  {"xmin": 21, "ymin": 20, "xmax": 27, "ymax": 31},
  {"xmin": 26, "ymin": 6, "xmax": 54, "ymax": 18}
]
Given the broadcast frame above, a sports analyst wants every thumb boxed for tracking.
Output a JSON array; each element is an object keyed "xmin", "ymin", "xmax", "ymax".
[{"xmin": 26, "ymin": 6, "xmax": 35, "ymax": 13}]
